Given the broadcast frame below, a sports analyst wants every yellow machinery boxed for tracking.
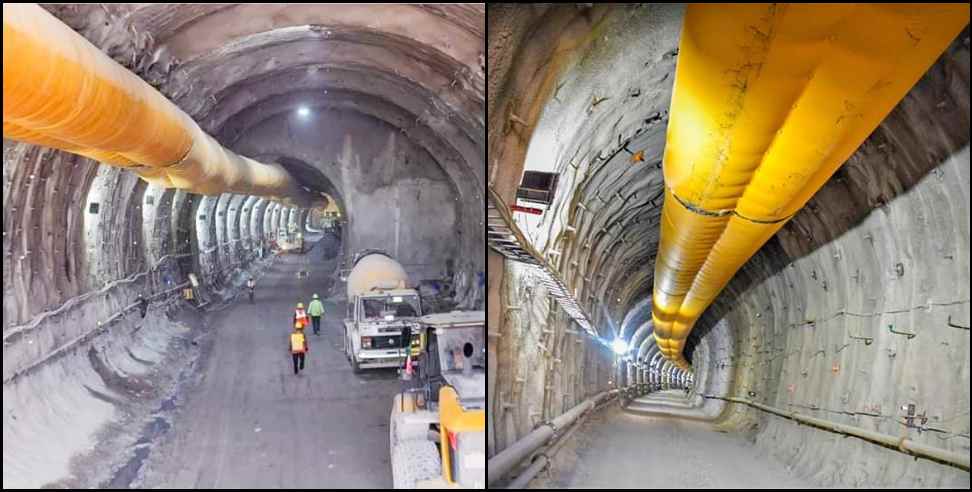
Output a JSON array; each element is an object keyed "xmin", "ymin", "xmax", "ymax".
[
  {"xmin": 438, "ymin": 386, "xmax": 486, "ymax": 487},
  {"xmin": 389, "ymin": 311, "xmax": 485, "ymax": 489},
  {"xmin": 652, "ymin": 4, "xmax": 969, "ymax": 369}
]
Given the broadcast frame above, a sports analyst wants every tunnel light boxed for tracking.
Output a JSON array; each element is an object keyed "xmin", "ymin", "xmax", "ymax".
[
  {"xmin": 297, "ymin": 106, "xmax": 311, "ymax": 117},
  {"xmin": 611, "ymin": 338, "xmax": 627, "ymax": 355}
]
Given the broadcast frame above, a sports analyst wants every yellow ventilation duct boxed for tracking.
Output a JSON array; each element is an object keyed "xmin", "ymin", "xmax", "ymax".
[
  {"xmin": 652, "ymin": 4, "xmax": 969, "ymax": 370},
  {"xmin": 2, "ymin": 3, "xmax": 323, "ymax": 208}
]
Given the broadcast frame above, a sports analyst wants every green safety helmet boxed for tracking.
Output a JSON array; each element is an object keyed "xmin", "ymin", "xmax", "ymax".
[{"xmin": 297, "ymin": 302, "xmax": 304, "ymax": 309}]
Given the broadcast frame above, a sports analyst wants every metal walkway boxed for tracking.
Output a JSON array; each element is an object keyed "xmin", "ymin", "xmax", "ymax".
[{"xmin": 486, "ymin": 187, "xmax": 601, "ymax": 341}]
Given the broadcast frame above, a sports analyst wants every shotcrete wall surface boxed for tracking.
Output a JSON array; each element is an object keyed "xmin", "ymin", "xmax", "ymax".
[
  {"xmin": 711, "ymin": 148, "xmax": 970, "ymax": 487},
  {"xmin": 487, "ymin": 3, "xmax": 684, "ymax": 458},
  {"xmin": 231, "ymin": 109, "xmax": 461, "ymax": 282},
  {"xmin": 491, "ymin": 260, "xmax": 615, "ymax": 457}
]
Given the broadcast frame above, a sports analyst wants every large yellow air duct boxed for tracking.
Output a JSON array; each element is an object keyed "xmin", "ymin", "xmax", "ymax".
[
  {"xmin": 652, "ymin": 4, "xmax": 969, "ymax": 370},
  {"xmin": 2, "ymin": 3, "xmax": 323, "ymax": 208}
]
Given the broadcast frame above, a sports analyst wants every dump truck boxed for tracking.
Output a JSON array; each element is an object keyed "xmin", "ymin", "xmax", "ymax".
[
  {"xmin": 390, "ymin": 310, "xmax": 486, "ymax": 489},
  {"xmin": 342, "ymin": 250, "xmax": 423, "ymax": 372}
]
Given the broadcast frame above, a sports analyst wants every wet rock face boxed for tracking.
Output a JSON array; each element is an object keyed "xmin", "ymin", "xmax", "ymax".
[
  {"xmin": 4, "ymin": 5, "xmax": 484, "ymax": 487},
  {"xmin": 487, "ymin": 5, "xmax": 968, "ymax": 486}
]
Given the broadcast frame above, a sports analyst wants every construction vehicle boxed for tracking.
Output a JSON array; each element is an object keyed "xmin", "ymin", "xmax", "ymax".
[
  {"xmin": 276, "ymin": 229, "xmax": 304, "ymax": 253},
  {"xmin": 389, "ymin": 310, "xmax": 485, "ymax": 489},
  {"xmin": 342, "ymin": 250, "xmax": 423, "ymax": 372}
]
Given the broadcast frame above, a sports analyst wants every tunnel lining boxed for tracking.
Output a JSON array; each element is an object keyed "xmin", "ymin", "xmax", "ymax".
[{"xmin": 487, "ymin": 5, "xmax": 969, "ymax": 486}]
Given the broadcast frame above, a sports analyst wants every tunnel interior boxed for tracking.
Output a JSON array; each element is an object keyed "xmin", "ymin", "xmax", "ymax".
[
  {"xmin": 3, "ymin": 3, "xmax": 483, "ymax": 488},
  {"xmin": 488, "ymin": 4, "xmax": 969, "ymax": 488}
]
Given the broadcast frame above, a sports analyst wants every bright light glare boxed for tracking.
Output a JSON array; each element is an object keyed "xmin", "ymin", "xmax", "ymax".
[
  {"xmin": 297, "ymin": 106, "xmax": 311, "ymax": 117},
  {"xmin": 611, "ymin": 338, "xmax": 627, "ymax": 355}
]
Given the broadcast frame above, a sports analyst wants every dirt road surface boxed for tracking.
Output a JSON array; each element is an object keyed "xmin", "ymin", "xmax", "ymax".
[{"xmin": 136, "ymin": 242, "xmax": 403, "ymax": 488}]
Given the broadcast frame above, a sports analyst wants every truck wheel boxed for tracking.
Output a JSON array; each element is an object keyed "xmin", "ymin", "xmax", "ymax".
[
  {"xmin": 351, "ymin": 354, "xmax": 362, "ymax": 374},
  {"xmin": 391, "ymin": 440, "xmax": 441, "ymax": 489}
]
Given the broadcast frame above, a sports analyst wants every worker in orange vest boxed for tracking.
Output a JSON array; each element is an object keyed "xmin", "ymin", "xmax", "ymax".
[
  {"xmin": 293, "ymin": 302, "xmax": 309, "ymax": 329},
  {"xmin": 290, "ymin": 321, "xmax": 309, "ymax": 375}
]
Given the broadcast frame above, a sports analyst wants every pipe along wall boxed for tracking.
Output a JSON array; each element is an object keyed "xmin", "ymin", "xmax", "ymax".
[
  {"xmin": 651, "ymin": 4, "xmax": 970, "ymax": 370},
  {"xmin": 3, "ymin": 3, "xmax": 325, "ymax": 208}
]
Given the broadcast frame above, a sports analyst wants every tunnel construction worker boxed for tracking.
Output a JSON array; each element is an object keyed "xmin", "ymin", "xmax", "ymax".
[
  {"xmin": 246, "ymin": 276, "xmax": 256, "ymax": 303},
  {"xmin": 293, "ymin": 302, "xmax": 309, "ymax": 329},
  {"xmin": 307, "ymin": 293, "xmax": 325, "ymax": 336},
  {"xmin": 290, "ymin": 322, "xmax": 309, "ymax": 375},
  {"xmin": 136, "ymin": 294, "xmax": 149, "ymax": 318}
]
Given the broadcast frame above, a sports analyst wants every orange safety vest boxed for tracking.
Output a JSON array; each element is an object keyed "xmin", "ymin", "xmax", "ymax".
[
  {"xmin": 294, "ymin": 308, "xmax": 309, "ymax": 327},
  {"xmin": 290, "ymin": 332, "xmax": 306, "ymax": 354}
]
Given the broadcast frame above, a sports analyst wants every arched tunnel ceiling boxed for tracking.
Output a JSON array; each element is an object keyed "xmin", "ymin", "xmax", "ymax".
[
  {"xmin": 40, "ymin": 3, "xmax": 486, "ymax": 192},
  {"xmin": 503, "ymin": 3, "xmax": 681, "ymax": 343},
  {"xmin": 214, "ymin": 89, "xmax": 476, "ymax": 175}
]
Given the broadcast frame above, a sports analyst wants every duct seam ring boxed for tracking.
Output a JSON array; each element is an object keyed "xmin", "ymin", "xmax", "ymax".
[
  {"xmin": 896, "ymin": 436, "xmax": 909, "ymax": 453},
  {"xmin": 165, "ymin": 140, "xmax": 196, "ymax": 169},
  {"xmin": 669, "ymin": 187, "xmax": 795, "ymax": 224}
]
